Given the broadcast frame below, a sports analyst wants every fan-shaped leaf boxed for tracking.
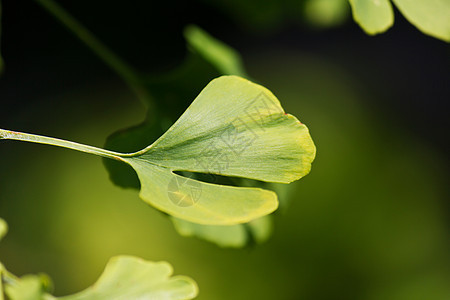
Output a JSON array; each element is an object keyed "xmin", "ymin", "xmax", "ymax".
[
  {"xmin": 0, "ymin": 76, "xmax": 315, "ymax": 226},
  {"xmin": 4, "ymin": 276, "xmax": 44, "ymax": 300},
  {"xmin": 57, "ymin": 256, "xmax": 197, "ymax": 300},
  {"xmin": 103, "ymin": 25, "xmax": 246, "ymax": 190},
  {"xmin": 120, "ymin": 75, "xmax": 315, "ymax": 225},
  {"xmin": 1, "ymin": 256, "xmax": 197, "ymax": 300}
]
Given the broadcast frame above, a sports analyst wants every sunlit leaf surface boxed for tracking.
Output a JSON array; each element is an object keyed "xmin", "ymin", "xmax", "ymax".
[
  {"xmin": 349, "ymin": 0, "xmax": 394, "ymax": 34},
  {"xmin": 4, "ymin": 275, "xmax": 46, "ymax": 300},
  {"xmin": 57, "ymin": 256, "xmax": 197, "ymax": 300},
  {"xmin": 0, "ymin": 76, "xmax": 314, "ymax": 226},
  {"xmin": 121, "ymin": 76, "xmax": 315, "ymax": 225},
  {"xmin": 392, "ymin": 0, "xmax": 450, "ymax": 42},
  {"xmin": 184, "ymin": 25, "xmax": 246, "ymax": 76},
  {"xmin": 2, "ymin": 256, "xmax": 197, "ymax": 300},
  {"xmin": 103, "ymin": 25, "xmax": 246, "ymax": 190}
]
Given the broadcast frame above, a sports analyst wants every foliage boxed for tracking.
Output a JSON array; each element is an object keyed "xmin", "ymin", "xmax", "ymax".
[
  {"xmin": 56, "ymin": 256, "xmax": 198, "ymax": 300},
  {"xmin": 3, "ymin": 0, "xmax": 446, "ymax": 299},
  {"xmin": 349, "ymin": 0, "xmax": 450, "ymax": 41},
  {"xmin": 0, "ymin": 219, "xmax": 6, "ymax": 242},
  {"xmin": 348, "ymin": 0, "xmax": 394, "ymax": 34},
  {"xmin": 122, "ymin": 75, "xmax": 314, "ymax": 225},
  {"xmin": 198, "ymin": 0, "xmax": 450, "ymax": 42},
  {"xmin": 391, "ymin": 0, "xmax": 450, "ymax": 42},
  {"xmin": 0, "ymin": 219, "xmax": 198, "ymax": 300},
  {"xmin": 102, "ymin": 25, "xmax": 304, "ymax": 246}
]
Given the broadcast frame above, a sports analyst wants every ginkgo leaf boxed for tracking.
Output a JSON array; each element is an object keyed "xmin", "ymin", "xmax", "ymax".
[
  {"xmin": 125, "ymin": 160, "xmax": 277, "ymax": 225},
  {"xmin": 103, "ymin": 25, "xmax": 247, "ymax": 190},
  {"xmin": 392, "ymin": 0, "xmax": 450, "ymax": 42},
  {"xmin": 3, "ymin": 272, "xmax": 52, "ymax": 300},
  {"xmin": 246, "ymin": 215, "xmax": 273, "ymax": 243},
  {"xmin": 135, "ymin": 76, "xmax": 314, "ymax": 183},
  {"xmin": 120, "ymin": 75, "xmax": 315, "ymax": 225},
  {"xmin": 171, "ymin": 215, "xmax": 272, "ymax": 248},
  {"xmin": 102, "ymin": 26, "xmax": 298, "ymax": 242},
  {"xmin": 0, "ymin": 76, "xmax": 315, "ymax": 225},
  {"xmin": 0, "ymin": 218, "xmax": 7, "ymax": 241},
  {"xmin": 304, "ymin": 0, "xmax": 350, "ymax": 28},
  {"xmin": 4, "ymin": 275, "xmax": 45, "ymax": 300},
  {"xmin": 104, "ymin": 25, "xmax": 272, "ymax": 242},
  {"xmin": 172, "ymin": 217, "xmax": 247, "ymax": 247},
  {"xmin": 56, "ymin": 256, "xmax": 197, "ymax": 300},
  {"xmin": 1, "ymin": 256, "xmax": 197, "ymax": 300},
  {"xmin": 349, "ymin": 0, "xmax": 394, "ymax": 35}
]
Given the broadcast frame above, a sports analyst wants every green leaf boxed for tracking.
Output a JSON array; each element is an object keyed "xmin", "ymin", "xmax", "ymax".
[
  {"xmin": 184, "ymin": 25, "xmax": 246, "ymax": 76},
  {"xmin": 136, "ymin": 76, "xmax": 314, "ymax": 184},
  {"xmin": 103, "ymin": 25, "xmax": 245, "ymax": 190},
  {"xmin": 57, "ymin": 256, "xmax": 198, "ymax": 300},
  {"xmin": 246, "ymin": 215, "xmax": 273, "ymax": 243},
  {"xmin": 172, "ymin": 217, "xmax": 247, "ymax": 247},
  {"xmin": 0, "ymin": 76, "xmax": 314, "ymax": 225},
  {"xmin": 4, "ymin": 275, "xmax": 46, "ymax": 300},
  {"xmin": 122, "ymin": 75, "xmax": 315, "ymax": 225},
  {"xmin": 0, "ymin": 218, "xmax": 7, "ymax": 241},
  {"xmin": 392, "ymin": 0, "xmax": 450, "ymax": 42},
  {"xmin": 127, "ymin": 160, "xmax": 277, "ymax": 225},
  {"xmin": 171, "ymin": 214, "xmax": 273, "ymax": 248},
  {"xmin": 349, "ymin": 0, "xmax": 394, "ymax": 34},
  {"xmin": 102, "ymin": 25, "xmax": 292, "ymax": 241},
  {"xmin": 304, "ymin": 0, "xmax": 350, "ymax": 28}
]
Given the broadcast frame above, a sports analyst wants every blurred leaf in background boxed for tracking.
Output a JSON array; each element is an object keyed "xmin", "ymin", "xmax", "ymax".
[
  {"xmin": 349, "ymin": 0, "xmax": 450, "ymax": 41},
  {"xmin": 0, "ymin": 0, "xmax": 4, "ymax": 74},
  {"xmin": 2, "ymin": 255, "xmax": 198, "ymax": 300},
  {"xmin": 303, "ymin": 0, "xmax": 350, "ymax": 28},
  {"xmin": 200, "ymin": 0, "xmax": 450, "ymax": 41},
  {"xmin": 56, "ymin": 256, "xmax": 198, "ymax": 300},
  {"xmin": 348, "ymin": 0, "xmax": 394, "ymax": 34},
  {"xmin": 4, "ymin": 275, "xmax": 47, "ymax": 300},
  {"xmin": 0, "ymin": 218, "xmax": 6, "ymax": 241},
  {"xmin": 391, "ymin": 0, "xmax": 450, "ymax": 42}
]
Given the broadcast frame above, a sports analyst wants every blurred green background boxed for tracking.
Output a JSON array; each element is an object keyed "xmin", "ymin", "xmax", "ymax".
[{"xmin": 0, "ymin": 1, "xmax": 449, "ymax": 299}]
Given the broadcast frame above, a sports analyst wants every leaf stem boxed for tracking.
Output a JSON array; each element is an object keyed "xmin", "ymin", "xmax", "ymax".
[
  {"xmin": 33, "ymin": 0, "xmax": 152, "ymax": 108},
  {"xmin": 0, "ymin": 129, "xmax": 128, "ymax": 161}
]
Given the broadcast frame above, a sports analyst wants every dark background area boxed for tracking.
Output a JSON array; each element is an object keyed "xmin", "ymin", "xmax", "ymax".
[{"xmin": 0, "ymin": 1, "xmax": 449, "ymax": 299}]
